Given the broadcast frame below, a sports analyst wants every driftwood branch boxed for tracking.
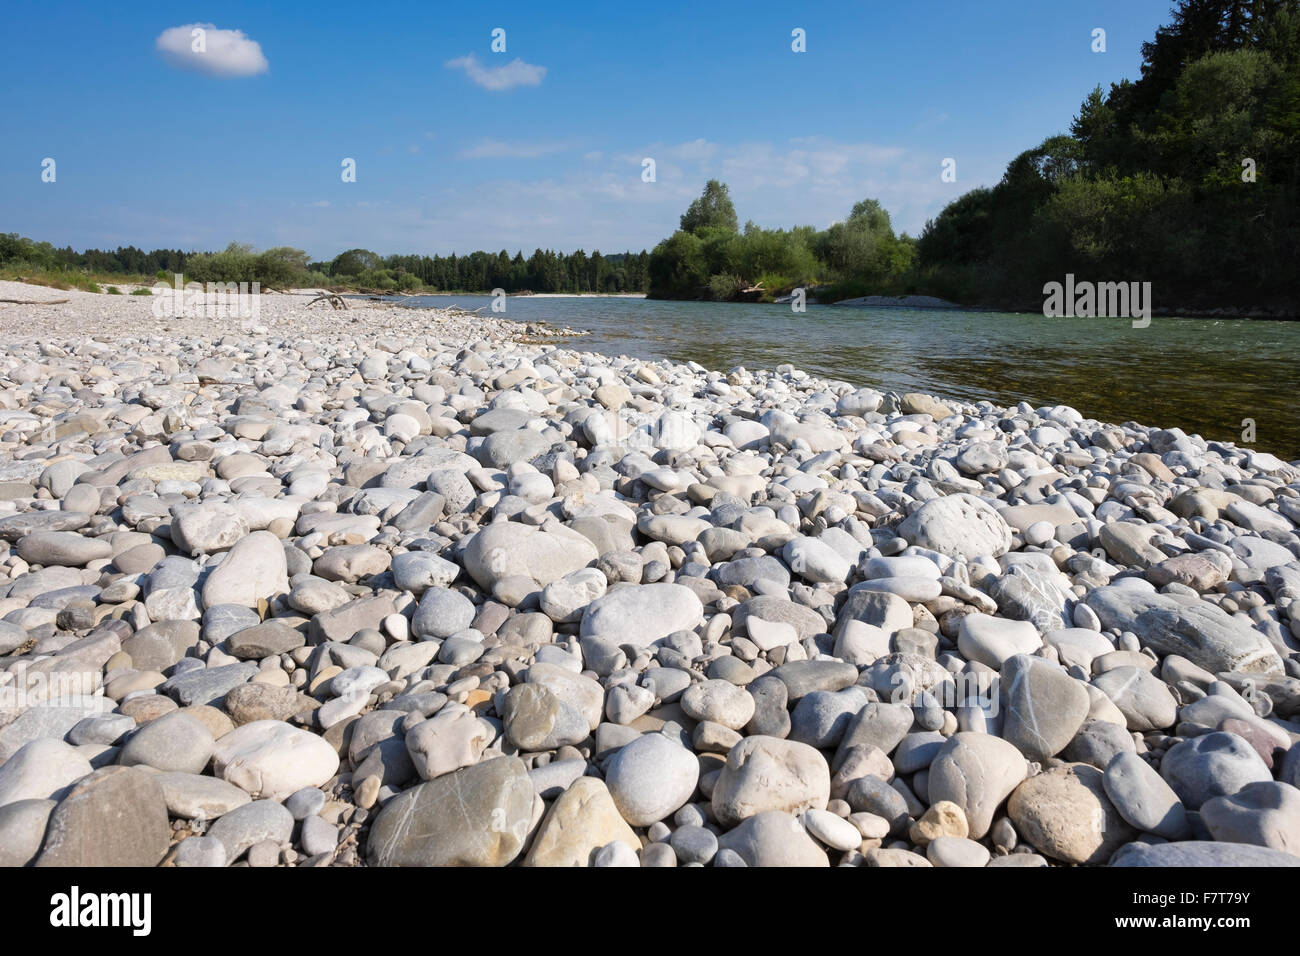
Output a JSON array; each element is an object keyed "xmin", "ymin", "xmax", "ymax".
[
  {"xmin": 0, "ymin": 297, "xmax": 70, "ymax": 305},
  {"xmin": 306, "ymin": 293, "xmax": 349, "ymax": 310}
]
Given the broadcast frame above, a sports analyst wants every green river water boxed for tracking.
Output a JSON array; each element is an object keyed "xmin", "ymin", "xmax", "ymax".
[{"xmin": 398, "ymin": 295, "xmax": 1300, "ymax": 462}]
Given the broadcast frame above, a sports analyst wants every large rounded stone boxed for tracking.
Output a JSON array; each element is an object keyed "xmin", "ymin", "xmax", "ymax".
[
  {"xmin": 522, "ymin": 776, "xmax": 639, "ymax": 867},
  {"xmin": 119, "ymin": 710, "xmax": 214, "ymax": 774},
  {"xmin": 503, "ymin": 684, "xmax": 589, "ymax": 752},
  {"xmin": 412, "ymin": 587, "xmax": 476, "ymax": 639},
  {"xmin": 1007, "ymin": 763, "xmax": 1136, "ymax": 864},
  {"xmin": 1102, "ymin": 751, "xmax": 1190, "ymax": 840},
  {"xmin": 1091, "ymin": 666, "xmax": 1177, "ymax": 731},
  {"xmin": 580, "ymin": 583, "xmax": 704, "ymax": 650},
  {"xmin": 367, "ymin": 756, "xmax": 536, "ymax": 866},
  {"xmin": 927, "ymin": 732, "xmax": 1028, "ymax": 839},
  {"xmin": 716, "ymin": 810, "xmax": 830, "ymax": 867},
  {"xmin": 605, "ymin": 732, "xmax": 699, "ymax": 827},
  {"xmin": 211, "ymin": 720, "xmax": 340, "ymax": 800},
  {"xmin": 1159, "ymin": 731, "xmax": 1272, "ymax": 810},
  {"xmin": 0, "ymin": 739, "xmax": 92, "ymax": 808},
  {"xmin": 712, "ymin": 735, "xmax": 831, "ymax": 828},
  {"xmin": 16, "ymin": 531, "xmax": 112, "ymax": 567},
  {"xmin": 463, "ymin": 522, "xmax": 597, "ymax": 590},
  {"xmin": 1000, "ymin": 654, "xmax": 1090, "ymax": 760},
  {"xmin": 1200, "ymin": 781, "xmax": 1300, "ymax": 855},
  {"xmin": 201, "ymin": 531, "xmax": 289, "ymax": 608},
  {"xmin": 897, "ymin": 493, "xmax": 1012, "ymax": 561}
]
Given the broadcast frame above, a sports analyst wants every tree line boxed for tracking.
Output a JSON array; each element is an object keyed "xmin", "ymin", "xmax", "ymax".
[
  {"xmin": 0, "ymin": 233, "xmax": 651, "ymax": 294},
  {"xmin": 649, "ymin": 0, "xmax": 1300, "ymax": 313}
]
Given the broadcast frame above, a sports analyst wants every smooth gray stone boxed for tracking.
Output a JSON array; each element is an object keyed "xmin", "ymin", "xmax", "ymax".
[
  {"xmin": 0, "ymin": 798, "xmax": 56, "ymax": 866},
  {"xmin": 1103, "ymin": 752, "xmax": 1190, "ymax": 839},
  {"xmin": 669, "ymin": 824, "xmax": 719, "ymax": 864},
  {"xmin": 1159, "ymin": 731, "xmax": 1272, "ymax": 810},
  {"xmin": 160, "ymin": 662, "xmax": 258, "ymax": 706},
  {"xmin": 206, "ymin": 799, "xmax": 294, "ymax": 865},
  {"xmin": 1085, "ymin": 586, "xmax": 1283, "ymax": 675},
  {"xmin": 789, "ymin": 688, "xmax": 870, "ymax": 749},
  {"xmin": 202, "ymin": 604, "xmax": 262, "ymax": 645},
  {"xmin": 1061, "ymin": 718, "xmax": 1136, "ymax": 769},
  {"xmin": 284, "ymin": 788, "xmax": 327, "ymax": 821},
  {"xmin": 744, "ymin": 674, "xmax": 791, "ymax": 738},
  {"xmin": 1110, "ymin": 841, "xmax": 1300, "ymax": 867},
  {"xmin": 844, "ymin": 774, "xmax": 908, "ymax": 833},
  {"xmin": 771, "ymin": 660, "xmax": 858, "ymax": 700},
  {"xmin": 893, "ymin": 732, "xmax": 947, "ymax": 774},
  {"xmin": 118, "ymin": 710, "xmax": 214, "ymax": 774},
  {"xmin": 367, "ymin": 756, "xmax": 535, "ymax": 866}
]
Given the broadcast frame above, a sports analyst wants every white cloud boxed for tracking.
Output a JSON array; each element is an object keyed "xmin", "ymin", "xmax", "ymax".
[
  {"xmin": 444, "ymin": 53, "xmax": 546, "ymax": 91},
  {"xmin": 155, "ymin": 23, "xmax": 269, "ymax": 77},
  {"xmin": 458, "ymin": 139, "xmax": 575, "ymax": 159}
]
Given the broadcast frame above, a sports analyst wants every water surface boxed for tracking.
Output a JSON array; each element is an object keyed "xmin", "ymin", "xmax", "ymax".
[{"xmin": 397, "ymin": 295, "xmax": 1300, "ymax": 461}]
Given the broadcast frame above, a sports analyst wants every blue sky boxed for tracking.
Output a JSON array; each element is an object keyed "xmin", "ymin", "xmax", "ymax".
[{"xmin": 0, "ymin": 0, "xmax": 1179, "ymax": 260}]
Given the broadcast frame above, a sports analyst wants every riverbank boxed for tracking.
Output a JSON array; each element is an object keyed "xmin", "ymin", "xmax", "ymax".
[{"xmin": 0, "ymin": 278, "xmax": 1297, "ymax": 869}]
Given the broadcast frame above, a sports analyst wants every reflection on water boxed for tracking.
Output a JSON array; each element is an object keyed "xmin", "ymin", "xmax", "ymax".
[{"xmin": 400, "ymin": 295, "xmax": 1300, "ymax": 461}]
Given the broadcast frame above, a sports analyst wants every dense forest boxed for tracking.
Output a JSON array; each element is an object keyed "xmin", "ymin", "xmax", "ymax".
[
  {"xmin": 0, "ymin": 232, "xmax": 650, "ymax": 294},
  {"xmin": 649, "ymin": 0, "xmax": 1300, "ymax": 313}
]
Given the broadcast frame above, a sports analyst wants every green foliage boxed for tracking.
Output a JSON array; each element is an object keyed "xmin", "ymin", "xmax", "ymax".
[
  {"xmin": 329, "ymin": 248, "xmax": 382, "ymax": 277},
  {"xmin": 680, "ymin": 180, "xmax": 739, "ymax": 235},
  {"xmin": 915, "ymin": 0, "xmax": 1300, "ymax": 311},
  {"xmin": 0, "ymin": 232, "xmax": 652, "ymax": 296},
  {"xmin": 130, "ymin": 288, "xmax": 151, "ymax": 295},
  {"xmin": 647, "ymin": 183, "xmax": 910, "ymax": 300},
  {"xmin": 106, "ymin": 286, "xmax": 121, "ymax": 294},
  {"xmin": 706, "ymin": 273, "xmax": 745, "ymax": 301},
  {"xmin": 648, "ymin": 231, "xmax": 709, "ymax": 298}
]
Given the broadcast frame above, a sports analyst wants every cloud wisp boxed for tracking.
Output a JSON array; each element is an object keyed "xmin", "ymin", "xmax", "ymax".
[{"xmin": 444, "ymin": 53, "xmax": 546, "ymax": 91}]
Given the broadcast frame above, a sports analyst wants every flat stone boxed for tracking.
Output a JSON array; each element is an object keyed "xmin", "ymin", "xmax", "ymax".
[
  {"xmin": 155, "ymin": 771, "xmax": 252, "ymax": 820},
  {"xmin": 34, "ymin": 766, "xmax": 170, "ymax": 867},
  {"xmin": 1110, "ymin": 841, "xmax": 1300, "ymax": 867},
  {"xmin": 227, "ymin": 620, "xmax": 305, "ymax": 659}
]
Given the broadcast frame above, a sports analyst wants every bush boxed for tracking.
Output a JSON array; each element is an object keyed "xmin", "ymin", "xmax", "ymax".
[{"xmin": 706, "ymin": 273, "xmax": 744, "ymax": 301}]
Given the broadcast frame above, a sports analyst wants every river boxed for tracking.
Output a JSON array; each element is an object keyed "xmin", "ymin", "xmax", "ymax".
[{"xmin": 393, "ymin": 295, "xmax": 1300, "ymax": 461}]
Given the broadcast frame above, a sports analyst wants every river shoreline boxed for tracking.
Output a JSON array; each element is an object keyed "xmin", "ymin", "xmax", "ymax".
[{"xmin": 0, "ymin": 278, "xmax": 1297, "ymax": 869}]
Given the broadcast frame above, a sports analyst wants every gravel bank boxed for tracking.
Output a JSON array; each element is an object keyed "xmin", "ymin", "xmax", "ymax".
[{"xmin": 1, "ymin": 279, "xmax": 1298, "ymax": 868}]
